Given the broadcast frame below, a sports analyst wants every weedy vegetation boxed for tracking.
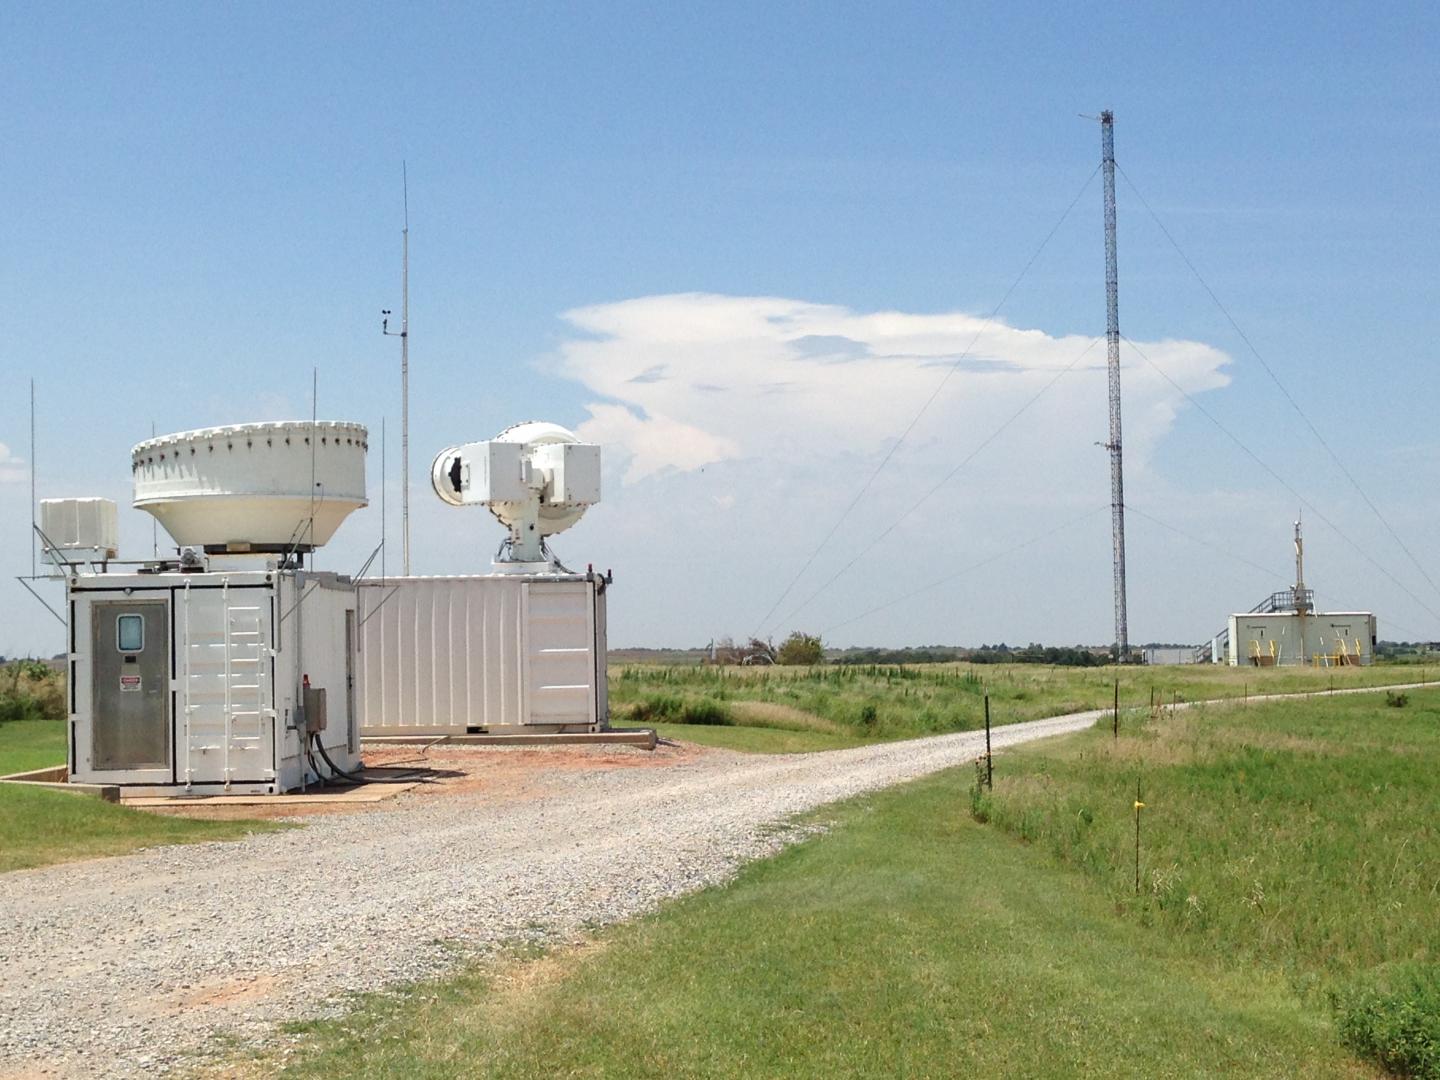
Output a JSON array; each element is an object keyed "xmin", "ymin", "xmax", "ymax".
[
  {"xmin": 612, "ymin": 660, "xmax": 1427, "ymax": 751},
  {"xmin": 0, "ymin": 659, "xmax": 65, "ymax": 725}
]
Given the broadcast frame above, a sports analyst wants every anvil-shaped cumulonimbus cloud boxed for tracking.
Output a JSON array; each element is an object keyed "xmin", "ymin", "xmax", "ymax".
[{"xmin": 555, "ymin": 293, "xmax": 1231, "ymax": 487}]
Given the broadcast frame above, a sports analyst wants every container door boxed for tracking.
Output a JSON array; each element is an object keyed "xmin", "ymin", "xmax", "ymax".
[
  {"xmin": 594, "ymin": 584, "xmax": 609, "ymax": 723},
  {"xmin": 91, "ymin": 601, "xmax": 169, "ymax": 770},
  {"xmin": 179, "ymin": 586, "xmax": 275, "ymax": 785},
  {"xmin": 522, "ymin": 581, "xmax": 597, "ymax": 727}
]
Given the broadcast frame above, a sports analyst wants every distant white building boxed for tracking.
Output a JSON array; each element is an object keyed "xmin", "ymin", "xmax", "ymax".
[
  {"xmin": 1142, "ymin": 646, "xmax": 1198, "ymax": 665},
  {"xmin": 1223, "ymin": 608, "xmax": 1376, "ymax": 667},
  {"xmin": 1206, "ymin": 522, "xmax": 1376, "ymax": 667}
]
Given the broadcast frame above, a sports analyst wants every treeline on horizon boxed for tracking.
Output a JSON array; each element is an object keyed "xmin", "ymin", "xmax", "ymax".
[
  {"xmin": 829, "ymin": 644, "xmax": 1112, "ymax": 667},
  {"xmin": 609, "ymin": 644, "xmax": 1120, "ymax": 667}
]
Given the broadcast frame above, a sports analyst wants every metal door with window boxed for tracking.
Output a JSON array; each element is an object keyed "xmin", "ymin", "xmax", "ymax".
[{"xmin": 92, "ymin": 600, "xmax": 170, "ymax": 770}]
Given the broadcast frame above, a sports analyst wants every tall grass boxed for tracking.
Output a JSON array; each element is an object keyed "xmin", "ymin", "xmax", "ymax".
[
  {"xmin": 972, "ymin": 689, "xmax": 1440, "ymax": 1076},
  {"xmin": 610, "ymin": 661, "xmax": 1424, "ymax": 742},
  {"xmin": 0, "ymin": 662, "xmax": 65, "ymax": 726}
]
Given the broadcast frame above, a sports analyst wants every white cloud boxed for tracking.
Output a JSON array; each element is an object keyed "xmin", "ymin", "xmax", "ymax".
[
  {"xmin": 549, "ymin": 293, "xmax": 1235, "ymax": 646},
  {"xmin": 577, "ymin": 403, "xmax": 740, "ymax": 483},
  {"xmin": 0, "ymin": 442, "xmax": 26, "ymax": 484},
  {"xmin": 556, "ymin": 293, "xmax": 1230, "ymax": 486}
]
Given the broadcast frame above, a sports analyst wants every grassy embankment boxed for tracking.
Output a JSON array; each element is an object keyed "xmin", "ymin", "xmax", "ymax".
[
  {"xmin": 258, "ymin": 684, "xmax": 1434, "ymax": 1078},
  {"xmin": 0, "ymin": 663, "xmax": 283, "ymax": 874},
  {"xmin": 613, "ymin": 660, "xmax": 1428, "ymax": 753},
  {"xmin": 970, "ymin": 686, "xmax": 1440, "ymax": 1077}
]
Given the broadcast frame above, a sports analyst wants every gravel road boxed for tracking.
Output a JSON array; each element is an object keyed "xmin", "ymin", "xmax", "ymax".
[{"xmin": 0, "ymin": 706, "xmax": 1135, "ymax": 1076}]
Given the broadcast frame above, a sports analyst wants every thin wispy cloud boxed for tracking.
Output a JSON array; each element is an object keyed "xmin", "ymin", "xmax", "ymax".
[{"xmin": 0, "ymin": 442, "xmax": 26, "ymax": 484}]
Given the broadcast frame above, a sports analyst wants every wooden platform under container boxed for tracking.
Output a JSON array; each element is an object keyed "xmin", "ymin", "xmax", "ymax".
[{"xmin": 120, "ymin": 775, "xmax": 421, "ymax": 806}]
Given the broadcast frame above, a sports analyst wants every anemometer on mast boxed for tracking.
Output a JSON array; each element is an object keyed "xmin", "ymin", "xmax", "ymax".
[{"xmin": 376, "ymin": 165, "xmax": 601, "ymax": 574}]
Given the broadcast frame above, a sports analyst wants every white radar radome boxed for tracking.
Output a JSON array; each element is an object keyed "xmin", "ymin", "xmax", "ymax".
[
  {"xmin": 430, "ymin": 421, "xmax": 600, "ymax": 565},
  {"xmin": 132, "ymin": 421, "xmax": 368, "ymax": 552}
]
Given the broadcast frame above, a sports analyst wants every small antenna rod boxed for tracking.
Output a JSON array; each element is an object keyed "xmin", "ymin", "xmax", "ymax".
[
  {"xmin": 381, "ymin": 416, "xmax": 387, "ymax": 583},
  {"xmin": 29, "ymin": 379, "xmax": 36, "ymax": 579},
  {"xmin": 383, "ymin": 163, "xmax": 411, "ymax": 575},
  {"xmin": 402, "ymin": 163, "xmax": 410, "ymax": 576},
  {"xmin": 151, "ymin": 420, "xmax": 158, "ymax": 558},
  {"xmin": 309, "ymin": 368, "xmax": 319, "ymax": 559},
  {"xmin": 1293, "ymin": 516, "xmax": 1308, "ymax": 610}
]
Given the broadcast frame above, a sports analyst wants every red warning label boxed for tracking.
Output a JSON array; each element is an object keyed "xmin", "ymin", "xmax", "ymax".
[{"xmin": 120, "ymin": 675, "xmax": 142, "ymax": 692}]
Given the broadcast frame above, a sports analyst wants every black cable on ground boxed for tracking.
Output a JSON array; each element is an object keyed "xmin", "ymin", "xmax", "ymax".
[
  {"xmin": 369, "ymin": 734, "xmax": 453, "ymax": 768},
  {"xmin": 307, "ymin": 735, "xmax": 360, "ymax": 786},
  {"xmin": 312, "ymin": 734, "xmax": 433, "ymax": 785}
]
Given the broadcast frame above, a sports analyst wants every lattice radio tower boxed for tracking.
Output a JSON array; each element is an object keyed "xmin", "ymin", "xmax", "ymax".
[{"xmin": 1101, "ymin": 111, "xmax": 1129, "ymax": 661}]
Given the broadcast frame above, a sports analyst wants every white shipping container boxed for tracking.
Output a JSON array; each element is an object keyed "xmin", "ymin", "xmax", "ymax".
[
  {"xmin": 67, "ymin": 567, "xmax": 361, "ymax": 794},
  {"xmin": 356, "ymin": 574, "xmax": 609, "ymax": 736}
]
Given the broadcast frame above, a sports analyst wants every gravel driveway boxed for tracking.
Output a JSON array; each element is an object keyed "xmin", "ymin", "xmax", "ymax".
[{"xmin": 0, "ymin": 707, "xmax": 1108, "ymax": 1076}]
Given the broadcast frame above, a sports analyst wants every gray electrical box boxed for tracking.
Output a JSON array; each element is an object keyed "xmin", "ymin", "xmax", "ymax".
[{"xmin": 302, "ymin": 686, "xmax": 328, "ymax": 733}]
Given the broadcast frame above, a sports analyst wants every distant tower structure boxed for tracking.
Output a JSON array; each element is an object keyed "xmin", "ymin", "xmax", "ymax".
[
  {"xmin": 1292, "ymin": 518, "xmax": 1311, "ymax": 614},
  {"xmin": 1100, "ymin": 110, "xmax": 1130, "ymax": 661}
]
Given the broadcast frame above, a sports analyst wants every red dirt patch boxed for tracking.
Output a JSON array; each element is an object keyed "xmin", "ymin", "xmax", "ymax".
[{"xmin": 141, "ymin": 741, "xmax": 704, "ymax": 821}]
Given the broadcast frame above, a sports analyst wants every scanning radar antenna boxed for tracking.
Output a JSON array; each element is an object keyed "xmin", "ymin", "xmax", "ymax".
[{"xmin": 430, "ymin": 422, "xmax": 601, "ymax": 571}]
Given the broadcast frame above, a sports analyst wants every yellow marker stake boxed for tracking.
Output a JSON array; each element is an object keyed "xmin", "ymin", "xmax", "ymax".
[{"xmin": 1134, "ymin": 779, "xmax": 1145, "ymax": 895}]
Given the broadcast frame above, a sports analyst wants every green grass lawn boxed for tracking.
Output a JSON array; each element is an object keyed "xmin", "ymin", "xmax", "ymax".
[
  {"xmin": 255, "ymin": 684, "xmax": 1440, "ymax": 1078},
  {"xmin": 611, "ymin": 661, "xmax": 1427, "ymax": 746},
  {"xmin": 0, "ymin": 719, "xmax": 286, "ymax": 874},
  {"xmin": 975, "ymin": 689, "xmax": 1440, "ymax": 979},
  {"xmin": 0, "ymin": 718, "xmax": 68, "ymax": 775},
  {"xmin": 265, "ymin": 767, "xmax": 1376, "ymax": 1079},
  {"xmin": 973, "ymin": 687, "xmax": 1440, "ymax": 1075}
]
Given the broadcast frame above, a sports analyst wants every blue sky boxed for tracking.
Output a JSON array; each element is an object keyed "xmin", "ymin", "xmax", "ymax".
[{"xmin": 3, "ymin": 2, "xmax": 1439, "ymax": 654}]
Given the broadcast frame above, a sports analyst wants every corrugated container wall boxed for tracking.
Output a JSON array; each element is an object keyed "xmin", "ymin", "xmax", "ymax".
[{"xmin": 356, "ymin": 575, "xmax": 609, "ymax": 736}]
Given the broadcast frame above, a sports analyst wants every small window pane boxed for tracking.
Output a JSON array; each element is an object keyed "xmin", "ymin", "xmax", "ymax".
[{"xmin": 117, "ymin": 615, "xmax": 144, "ymax": 652}]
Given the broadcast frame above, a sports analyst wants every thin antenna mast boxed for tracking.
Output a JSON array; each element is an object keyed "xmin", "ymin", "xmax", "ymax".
[
  {"xmin": 1293, "ymin": 515, "xmax": 1310, "ymax": 662},
  {"xmin": 381, "ymin": 417, "xmax": 387, "ymax": 584},
  {"xmin": 151, "ymin": 420, "xmax": 158, "ymax": 558},
  {"xmin": 1293, "ymin": 516, "xmax": 1309, "ymax": 611},
  {"xmin": 309, "ymin": 367, "xmax": 319, "ymax": 559},
  {"xmin": 382, "ymin": 164, "xmax": 411, "ymax": 575},
  {"xmin": 29, "ymin": 379, "xmax": 36, "ymax": 578},
  {"xmin": 1101, "ymin": 111, "xmax": 1130, "ymax": 661}
]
